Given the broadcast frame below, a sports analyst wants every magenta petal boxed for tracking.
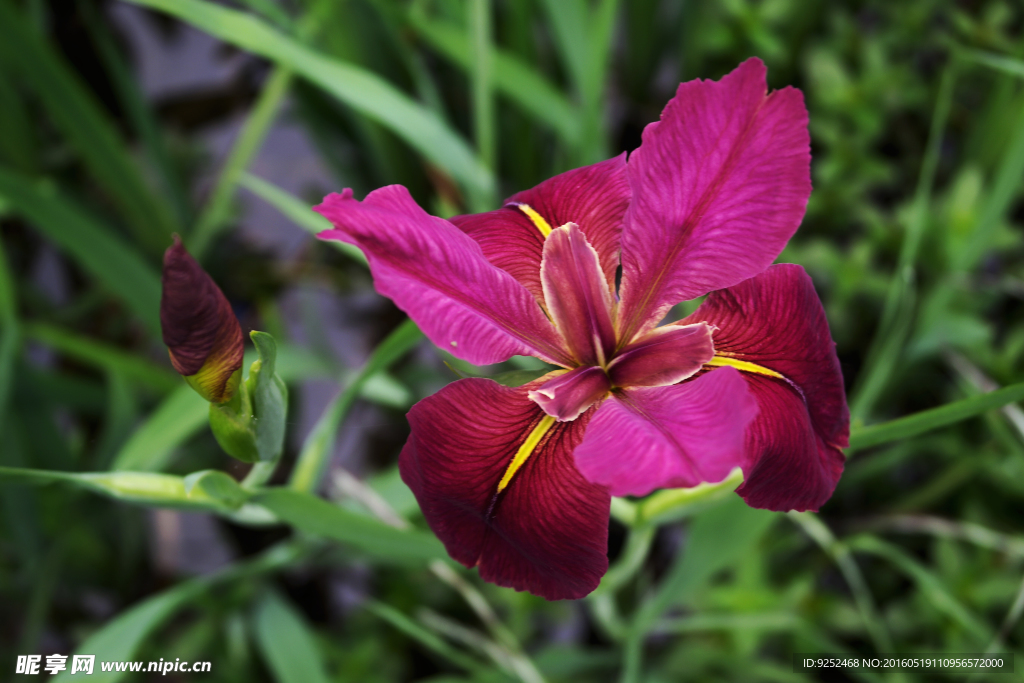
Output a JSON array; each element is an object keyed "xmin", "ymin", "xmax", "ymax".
[
  {"xmin": 315, "ymin": 187, "xmax": 571, "ymax": 366},
  {"xmin": 681, "ymin": 263, "xmax": 848, "ymax": 511},
  {"xmin": 574, "ymin": 368, "xmax": 757, "ymax": 497},
  {"xmin": 617, "ymin": 57, "xmax": 811, "ymax": 341},
  {"xmin": 608, "ymin": 322, "xmax": 714, "ymax": 388},
  {"xmin": 528, "ymin": 366, "xmax": 610, "ymax": 422},
  {"xmin": 540, "ymin": 224, "xmax": 617, "ymax": 365},
  {"xmin": 451, "ymin": 154, "xmax": 630, "ymax": 303},
  {"xmin": 400, "ymin": 378, "xmax": 610, "ymax": 600}
]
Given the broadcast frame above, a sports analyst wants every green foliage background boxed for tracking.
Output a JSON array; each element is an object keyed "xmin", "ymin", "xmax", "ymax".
[{"xmin": 1, "ymin": 0, "xmax": 1023, "ymax": 681}]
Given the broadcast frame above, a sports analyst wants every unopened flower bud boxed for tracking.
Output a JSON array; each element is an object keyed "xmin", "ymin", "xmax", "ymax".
[{"xmin": 160, "ymin": 237, "xmax": 243, "ymax": 404}]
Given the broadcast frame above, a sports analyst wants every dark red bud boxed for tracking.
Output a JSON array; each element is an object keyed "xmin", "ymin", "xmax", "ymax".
[{"xmin": 160, "ymin": 237, "xmax": 244, "ymax": 403}]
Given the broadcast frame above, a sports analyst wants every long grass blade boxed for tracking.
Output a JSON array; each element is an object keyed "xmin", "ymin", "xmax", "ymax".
[
  {"xmin": 25, "ymin": 322, "xmax": 177, "ymax": 393},
  {"xmin": 126, "ymin": 0, "xmax": 493, "ymax": 202},
  {"xmin": 253, "ymin": 591, "xmax": 333, "ymax": 683},
  {"xmin": 0, "ymin": 0, "xmax": 178, "ymax": 253},
  {"xmin": 190, "ymin": 67, "xmax": 293, "ymax": 259},
  {"xmin": 80, "ymin": 1, "xmax": 190, "ymax": 229},
  {"xmin": 0, "ymin": 169, "xmax": 163, "ymax": 335},
  {"xmin": 469, "ymin": 0, "xmax": 496, "ymax": 181},
  {"xmin": 850, "ymin": 64, "xmax": 956, "ymax": 420},
  {"xmin": 406, "ymin": 10, "xmax": 580, "ymax": 148},
  {"xmin": 289, "ymin": 318, "xmax": 422, "ymax": 492},
  {"xmin": 239, "ymin": 173, "xmax": 367, "ymax": 265},
  {"xmin": 0, "ymin": 234, "xmax": 20, "ymax": 425},
  {"xmin": 848, "ymin": 380, "xmax": 1024, "ymax": 452}
]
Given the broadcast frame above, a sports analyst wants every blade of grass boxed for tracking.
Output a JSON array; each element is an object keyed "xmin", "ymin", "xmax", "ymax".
[
  {"xmin": 126, "ymin": 0, "xmax": 494, "ymax": 203},
  {"xmin": 111, "ymin": 384, "xmax": 208, "ymax": 471},
  {"xmin": 0, "ymin": 169, "xmax": 163, "ymax": 335},
  {"xmin": 847, "ymin": 380, "xmax": 1024, "ymax": 452},
  {"xmin": 850, "ymin": 63, "xmax": 955, "ymax": 420},
  {"xmin": 0, "ymin": 61, "xmax": 37, "ymax": 172},
  {"xmin": 24, "ymin": 321, "xmax": 177, "ymax": 392},
  {"xmin": 620, "ymin": 498, "xmax": 777, "ymax": 683},
  {"xmin": 0, "ymin": 0, "xmax": 178, "ymax": 253},
  {"xmin": 847, "ymin": 534, "xmax": 992, "ymax": 642},
  {"xmin": 190, "ymin": 67, "xmax": 293, "ymax": 259},
  {"xmin": 0, "ymin": 466, "xmax": 245, "ymax": 512},
  {"xmin": 469, "ymin": 0, "xmax": 495, "ymax": 181},
  {"xmin": 789, "ymin": 512, "xmax": 894, "ymax": 653},
  {"xmin": 959, "ymin": 47, "xmax": 1024, "ymax": 80},
  {"xmin": 289, "ymin": 318, "xmax": 422, "ymax": 492},
  {"xmin": 253, "ymin": 590, "xmax": 332, "ymax": 683},
  {"xmin": 52, "ymin": 541, "xmax": 303, "ymax": 683},
  {"xmin": 406, "ymin": 9, "xmax": 579, "ymax": 149},
  {"xmin": 95, "ymin": 370, "xmax": 138, "ymax": 468},
  {"xmin": 80, "ymin": 1, "xmax": 190, "ymax": 229},
  {"xmin": 365, "ymin": 599, "xmax": 491, "ymax": 676},
  {"xmin": 239, "ymin": 173, "xmax": 366, "ymax": 265},
  {"xmin": 0, "ymin": 234, "xmax": 20, "ymax": 424},
  {"xmin": 254, "ymin": 487, "xmax": 444, "ymax": 564},
  {"xmin": 956, "ymin": 99, "xmax": 1024, "ymax": 271}
]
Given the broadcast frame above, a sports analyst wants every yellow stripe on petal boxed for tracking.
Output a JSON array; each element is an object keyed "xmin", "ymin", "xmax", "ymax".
[
  {"xmin": 705, "ymin": 354, "xmax": 784, "ymax": 379},
  {"xmin": 514, "ymin": 203, "xmax": 553, "ymax": 237},
  {"xmin": 497, "ymin": 414, "xmax": 556, "ymax": 493}
]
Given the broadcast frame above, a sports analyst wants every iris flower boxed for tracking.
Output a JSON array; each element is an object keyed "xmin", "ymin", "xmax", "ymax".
[{"xmin": 315, "ymin": 58, "xmax": 848, "ymax": 600}]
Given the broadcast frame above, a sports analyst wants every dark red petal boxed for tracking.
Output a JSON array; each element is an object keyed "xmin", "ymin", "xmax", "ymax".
[
  {"xmin": 400, "ymin": 378, "xmax": 610, "ymax": 600},
  {"xmin": 732, "ymin": 374, "xmax": 845, "ymax": 511},
  {"xmin": 682, "ymin": 264, "xmax": 848, "ymax": 511},
  {"xmin": 451, "ymin": 154, "xmax": 630, "ymax": 303},
  {"xmin": 160, "ymin": 237, "xmax": 243, "ymax": 388}
]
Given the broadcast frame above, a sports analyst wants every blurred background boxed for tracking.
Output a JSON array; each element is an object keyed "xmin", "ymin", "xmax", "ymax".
[{"xmin": 1, "ymin": 0, "xmax": 1023, "ymax": 681}]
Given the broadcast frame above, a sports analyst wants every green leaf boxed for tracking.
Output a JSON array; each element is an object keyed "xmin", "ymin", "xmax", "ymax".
[
  {"xmin": 849, "ymin": 64, "xmax": 955, "ymax": 420},
  {"xmin": 621, "ymin": 498, "xmax": 778, "ymax": 683},
  {"xmin": 191, "ymin": 68, "xmax": 293, "ymax": 258},
  {"xmin": 51, "ymin": 580, "xmax": 205, "ymax": 683},
  {"xmin": 0, "ymin": 466, "xmax": 239, "ymax": 512},
  {"xmin": 25, "ymin": 322, "xmax": 176, "ymax": 393},
  {"xmin": 848, "ymin": 535, "xmax": 992, "ymax": 641},
  {"xmin": 959, "ymin": 47, "xmax": 1024, "ymax": 80},
  {"xmin": 847, "ymin": 380, "xmax": 1024, "ymax": 453},
  {"xmin": 183, "ymin": 469, "xmax": 249, "ymax": 510},
  {"xmin": 112, "ymin": 385, "xmax": 209, "ymax": 471},
  {"xmin": 289, "ymin": 319, "xmax": 422, "ymax": 492},
  {"xmin": 0, "ymin": 171, "xmax": 163, "ymax": 336},
  {"xmin": 247, "ymin": 331, "xmax": 288, "ymax": 462},
  {"xmin": 407, "ymin": 9, "xmax": 579, "ymax": 148},
  {"xmin": 239, "ymin": 172, "xmax": 367, "ymax": 265},
  {"xmin": 0, "ymin": 234, "xmax": 19, "ymax": 425},
  {"xmin": 125, "ymin": 0, "xmax": 493, "ymax": 201},
  {"xmin": 254, "ymin": 487, "xmax": 445, "ymax": 564},
  {"xmin": 253, "ymin": 591, "xmax": 333, "ymax": 683},
  {"xmin": 0, "ymin": 1, "xmax": 178, "ymax": 252},
  {"xmin": 52, "ymin": 542, "xmax": 302, "ymax": 683},
  {"xmin": 364, "ymin": 600, "xmax": 489, "ymax": 675},
  {"xmin": 80, "ymin": 1, "xmax": 190, "ymax": 229}
]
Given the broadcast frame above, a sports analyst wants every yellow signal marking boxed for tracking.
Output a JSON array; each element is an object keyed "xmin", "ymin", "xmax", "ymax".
[
  {"xmin": 705, "ymin": 354, "xmax": 784, "ymax": 379},
  {"xmin": 514, "ymin": 203, "xmax": 553, "ymax": 237},
  {"xmin": 496, "ymin": 415, "xmax": 556, "ymax": 493}
]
